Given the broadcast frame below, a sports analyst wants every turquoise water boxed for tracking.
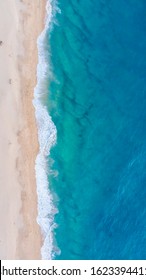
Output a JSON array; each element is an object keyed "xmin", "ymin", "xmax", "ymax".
[{"xmin": 43, "ymin": 0, "xmax": 146, "ymax": 259}]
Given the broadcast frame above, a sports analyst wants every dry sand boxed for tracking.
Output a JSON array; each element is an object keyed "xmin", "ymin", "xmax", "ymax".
[{"xmin": 0, "ymin": 0, "xmax": 46, "ymax": 259}]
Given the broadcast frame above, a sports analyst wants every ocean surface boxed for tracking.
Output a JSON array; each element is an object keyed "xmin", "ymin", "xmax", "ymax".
[{"xmin": 34, "ymin": 0, "xmax": 146, "ymax": 259}]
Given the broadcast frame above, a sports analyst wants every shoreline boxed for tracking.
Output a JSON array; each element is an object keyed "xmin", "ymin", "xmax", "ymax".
[{"xmin": 0, "ymin": 0, "xmax": 46, "ymax": 259}]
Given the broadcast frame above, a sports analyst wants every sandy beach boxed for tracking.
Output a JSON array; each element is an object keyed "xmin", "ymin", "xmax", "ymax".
[{"xmin": 0, "ymin": 0, "xmax": 46, "ymax": 259}]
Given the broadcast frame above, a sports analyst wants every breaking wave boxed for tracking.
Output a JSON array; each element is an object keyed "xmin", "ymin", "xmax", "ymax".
[{"xmin": 33, "ymin": 0, "xmax": 60, "ymax": 259}]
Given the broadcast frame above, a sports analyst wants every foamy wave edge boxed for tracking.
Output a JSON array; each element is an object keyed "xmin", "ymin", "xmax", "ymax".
[{"xmin": 33, "ymin": 0, "xmax": 60, "ymax": 260}]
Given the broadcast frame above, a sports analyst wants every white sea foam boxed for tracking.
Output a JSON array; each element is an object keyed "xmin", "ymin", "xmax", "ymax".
[{"xmin": 33, "ymin": 0, "xmax": 60, "ymax": 260}]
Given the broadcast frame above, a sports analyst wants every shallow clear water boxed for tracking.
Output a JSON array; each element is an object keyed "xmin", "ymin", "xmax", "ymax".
[{"xmin": 37, "ymin": 0, "xmax": 146, "ymax": 259}]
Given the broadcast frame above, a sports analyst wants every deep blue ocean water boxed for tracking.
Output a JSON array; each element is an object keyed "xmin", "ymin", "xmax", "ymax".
[{"xmin": 44, "ymin": 0, "xmax": 146, "ymax": 259}]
